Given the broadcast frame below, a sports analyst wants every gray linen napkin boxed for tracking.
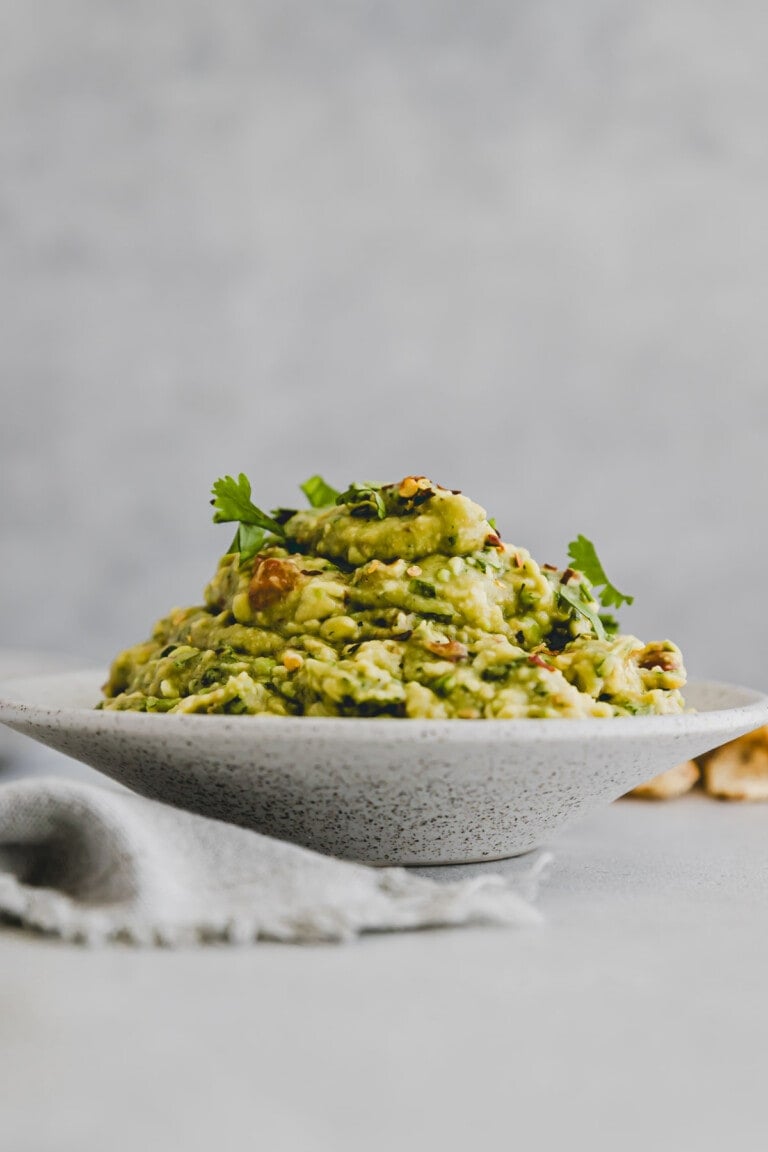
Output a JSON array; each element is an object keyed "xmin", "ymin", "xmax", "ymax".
[{"xmin": 0, "ymin": 778, "xmax": 548, "ymax": 946}]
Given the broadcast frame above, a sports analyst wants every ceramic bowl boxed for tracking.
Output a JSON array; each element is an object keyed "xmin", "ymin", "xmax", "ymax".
[
  {"xmin": 0, "ymin": 650, "xmax": 90, "ymax": 761},
  {"xmin": 1, "ymin": 671, "xmax": 766, "ymax": 865}
]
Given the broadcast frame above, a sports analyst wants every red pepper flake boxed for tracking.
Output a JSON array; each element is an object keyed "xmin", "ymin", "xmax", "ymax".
[
  {"xmin": 398, "ymin": 475, "xmax": 433, "ymax": 499},
  {"xmin": 425, "ymin": 640, "xmax": 469, "ymax": 663},
  {"xmin": 560, "ymin": 567, "xmax": 577, "ymax": 585},
  {"xmin": 485, "ymin": 532, "xmax": 503, "ymax": 549},
  {"xmin": 512, "ymin": 552, "xmax": 523, "ymax": 568},
  {"xmin": 542, "ymin": 563, "xmax": 558, "ymax": 572},
  {"xmin": 529, "ymin": 653, "xmax": 555, "ymax": 672}
]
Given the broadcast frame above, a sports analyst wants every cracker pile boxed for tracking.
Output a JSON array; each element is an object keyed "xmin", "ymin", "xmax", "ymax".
[{"xmin": 628, "ymin": 725, "xmax": 768, "ymax": 801}]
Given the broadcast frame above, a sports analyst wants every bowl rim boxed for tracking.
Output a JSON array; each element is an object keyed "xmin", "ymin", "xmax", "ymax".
[{"xmin": 1, "ymin": 670, "xmax": 766, "ymax": 744}]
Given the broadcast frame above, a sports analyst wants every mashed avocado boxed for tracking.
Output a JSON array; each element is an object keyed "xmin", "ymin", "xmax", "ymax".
[{"xmin": 101, "ymin": 475, "xmax": 686, "ymax": 719}]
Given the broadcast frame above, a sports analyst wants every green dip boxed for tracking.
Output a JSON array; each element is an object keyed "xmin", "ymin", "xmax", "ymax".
[{"xmin": 101, "ymin": 476, "xmax": 686, "ymax": 718}]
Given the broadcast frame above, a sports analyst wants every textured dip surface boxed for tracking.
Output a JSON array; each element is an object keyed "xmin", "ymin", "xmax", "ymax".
[{"xmin": 101, "ymin": 477, "xmax": 686, "ymax": 718}]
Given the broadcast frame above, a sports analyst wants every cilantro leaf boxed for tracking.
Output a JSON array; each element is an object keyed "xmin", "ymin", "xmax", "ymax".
[
  {"xmin": 300, "ymin": 475, "xmax": 340, "ymax": 508},
  {"xmin": 336, "ymin": 482, "xmax": 387, "ymax": 520},
  {"xmin": 211, "ymin": 474, "xmax": 285, "ymax": 537},
  {"xmin": 232, "ymin": 522, "xmax": 269, "ymax": 560},
  {"xmin": 558, "ymin": 583, "xmax": 606, "ymax": 642},
  {"xmin": 599, "ymin": 612, "xmax": 620, "ymax": 636},
  {"xmin": 210, "ymin": 474, "xmax": 285, "ymax": 561},
  {"xmin": 409, "ymin": 578, "xmax": 437, "ymax": 599},
  {"xmin": 567, "ymin": 535, "xmax": 634, "ymax": 611}
]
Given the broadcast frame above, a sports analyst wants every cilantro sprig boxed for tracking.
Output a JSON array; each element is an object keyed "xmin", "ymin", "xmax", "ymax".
[
  {"xmin": 211, "ymin": 472, "xmax": 345, "ymax": 561},
  {"xmin": 336, "ymin": 481, "xmax": 387, "ymax": 520},
  {"xmin": 300, "ymin": 475, "xmax": 340, "ymax": 508},
  {"xmin": 210, "ymin": 474, "xmax": 286, "ymax": 562},
  {"xmin": 567, "ymin": 535, "xmax": 634, "ymax": 611},
  {"xmin": 560, "ymin": 535, "xmax": 634, "ymax": 640},
  {"xmin": 558, "ymin": 583, "xmax": 608, "ymax": 642}
]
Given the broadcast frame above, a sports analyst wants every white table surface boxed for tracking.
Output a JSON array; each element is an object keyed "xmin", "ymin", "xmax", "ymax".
[{"xmin": 1, "ymin": 739, "xmax": 767, "ymax": 1152}]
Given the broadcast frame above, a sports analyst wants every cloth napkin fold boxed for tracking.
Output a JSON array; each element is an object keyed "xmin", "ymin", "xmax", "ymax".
[{"xmin": 0, "ymin": 778, "xmax": 548, "ymax": 946}]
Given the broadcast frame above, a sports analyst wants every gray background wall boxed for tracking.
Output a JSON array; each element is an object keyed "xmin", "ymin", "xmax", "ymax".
[{"xmin": 1, "ymin": 0, "xmax": 766, "ymax": 687}]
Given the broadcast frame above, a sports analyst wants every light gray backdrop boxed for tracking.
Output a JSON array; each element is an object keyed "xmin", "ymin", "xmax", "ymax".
[{"xmin": 2, "ymin": 0, "xmax": 766, "ymax": 687}]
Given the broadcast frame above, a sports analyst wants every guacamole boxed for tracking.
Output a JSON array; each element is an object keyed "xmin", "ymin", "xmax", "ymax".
[{"xmin": 101, "ymin": 475, "xmax": 686, "ymax": 719}]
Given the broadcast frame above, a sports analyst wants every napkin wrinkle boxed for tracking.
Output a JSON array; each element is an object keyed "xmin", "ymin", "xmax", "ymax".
[{"xmin": 0, "ymin": 777, "xmax": 547, "ymax": 946}]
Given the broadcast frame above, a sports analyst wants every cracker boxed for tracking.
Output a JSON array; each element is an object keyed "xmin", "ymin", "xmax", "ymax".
[
  {"xmin": 699, "ymin": 725, "xmax": 768, "ymax": 801},
  {"xmin": 629, "ymin": 760, "xmax": 700, "ymax": 800}
]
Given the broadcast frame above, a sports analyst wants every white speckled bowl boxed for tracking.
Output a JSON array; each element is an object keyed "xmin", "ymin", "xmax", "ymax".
[
  {"xmin": 1, "ymin": 672, "xmax": 766, "ymax": 864},
  {"xmin": 0, "ymin": 650, "xmax": 91, "ymax": 761}
]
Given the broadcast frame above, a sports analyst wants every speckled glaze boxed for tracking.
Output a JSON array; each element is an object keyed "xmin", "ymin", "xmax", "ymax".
[{"xmin": 1, "ymin": 673, "xmax": 766, "ymax": 864}]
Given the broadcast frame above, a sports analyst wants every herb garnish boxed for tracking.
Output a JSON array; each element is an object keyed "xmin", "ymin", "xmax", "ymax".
[
  {"xmin": 409, "ymin": 578, "xmax": 437, "ymax": 599},
  {"xmin": 567, "ymin": 535, "xmax": 634, "ymax": 611},
  {"xmin": 336, "ymin": 481, "xmax": 387, "ymax": 520},
  {"xmin": 599, "ymin": 613, "xmax": 620, "ymax": 637},
  {"xmin": 210, "ymin": 473, "xmax": 286, "ymax": 561},
  {"xmin": 558, "ymin": 535, "xmax": 635, "ymax": 641},
  {"xmin": 301, "ymin": 475, "xmax": 340, "ymax": 508},
  {"xmin": 558, "ymin": 583, "xmax": 607, "ymax": 642}
]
